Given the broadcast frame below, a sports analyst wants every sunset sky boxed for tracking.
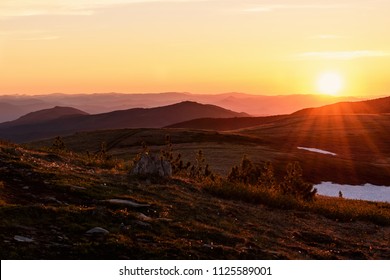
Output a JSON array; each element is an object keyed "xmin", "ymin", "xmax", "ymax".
[{"xmin": 1, "ymin": 0, "xmax": 389, "ymax": 96}]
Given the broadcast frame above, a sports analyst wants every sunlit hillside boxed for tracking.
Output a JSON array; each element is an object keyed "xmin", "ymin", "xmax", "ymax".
[{"xmin": 1, "ymin": 140, "xmax": 389, "ymax": 259}]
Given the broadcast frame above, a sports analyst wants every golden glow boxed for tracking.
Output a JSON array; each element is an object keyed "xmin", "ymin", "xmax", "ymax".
[
  {"xmin": 316, "ymin": 72, "xmax": 344, "ymax": 96},
  {"xmin": 0, "ymin": 1, "xmax": 389, "ymax": 96}
]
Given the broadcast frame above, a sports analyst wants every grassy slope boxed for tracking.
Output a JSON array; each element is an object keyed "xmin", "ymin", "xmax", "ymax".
[
  {"xmin": 238, "ymin": 114, "xmax": 390, "ymax": 185},
  {"xmin": 0, "ymin": 142, "xmax": 389, "ymax": 260},
  {"xmin": 31, "ymin": 117, "xmax": 390, "ymax": 185}
]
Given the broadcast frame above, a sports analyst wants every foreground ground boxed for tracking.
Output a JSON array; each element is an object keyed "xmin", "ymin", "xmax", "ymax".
[{"xmin": 1, "ymin": 142, "xmax": 389, "ymax": 260}]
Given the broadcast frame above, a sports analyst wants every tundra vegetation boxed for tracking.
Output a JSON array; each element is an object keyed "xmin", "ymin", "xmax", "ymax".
[{"xmin": 0, "ymin": 136, "xmax": 389, "ymax": 259}]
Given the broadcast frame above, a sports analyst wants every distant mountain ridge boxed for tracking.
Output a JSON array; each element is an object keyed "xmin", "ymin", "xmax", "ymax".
[
  {"xmin": 0, "ymin": 101, "xmax": 248, "ymax": 142},
  {"xmin": 167, "ymin": 115, "xmax": 290, "ymax": 131},
  {"xmin": 0, "ymin": 101, "xmax": 51, "ymax": 123},
  {"xmin": 168, "ymin": 95, "xmax": 390, "ymax": 131},
  {"xmin": 293, "ymin": 96, "xmax": 390, "ymax": 115},
  {"xmin": 0, "ymin": 106, "xmax": 89, "ymax": 127},
  {"xmin": 0, "ymin": 92, "xmax": 359, "ymax": 122}
]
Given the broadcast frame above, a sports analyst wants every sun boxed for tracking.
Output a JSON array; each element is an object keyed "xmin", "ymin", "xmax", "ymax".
[{"xmin": 316, "ymin": 72, "xmax": 344, "ymax": 96}]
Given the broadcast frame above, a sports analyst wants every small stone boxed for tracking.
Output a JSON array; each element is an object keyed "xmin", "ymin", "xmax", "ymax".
[
  {"xmin": 86, "ymin": 227, "xmax": 109, "ymax": 235},
  {"xmin": 70, "ymin": 186, "xmax": 86, "ymax": 190},
  {"xmin": 106, "ymin": 199, "xmax": 150, "ymax": 208},
  {"xmin": 22, "ymin": 186, "xmax": 29, "ymax": 190},
  {"xmin": 14, "ymin": 235, "xmax": 34, "ymax": 242},
  {"xmin": 135, "ymin": 221, "xmax": 151, "ymax": 228},
  {"xmin": 137, "ymin": 213, "xmax": 153, "ymax": 222},
  {"xmin": 46, "ymin": 197, "xmax": 63, "ymax": 204},
  {"xmin": 157, "ymin": 218, "xmax": 173, "ymax": 222}
]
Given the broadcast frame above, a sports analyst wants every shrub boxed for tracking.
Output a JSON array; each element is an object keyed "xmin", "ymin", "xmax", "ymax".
[
  {"xmin": 279, "ymin": 162, "xmax": 317, "ymax": 201},
  {"xmin": 83, "ymin": 142, "xmax": 125, "ymax": 170},
  {"xmin": 226, "ymin": 157, "xmax": 315, "ymax": 201},
  {"xmin": 202, "ymin": 179, "xmax": 390, "ymax": 226},
  {"xmin": 160, "ymin": 135, "xmax": 191, "ymax": 175},
  {"xmin": 227, "ymin": 156, "xmax": 277, "ymax": 188},
  {"xmin": 203, "ymin": 180, "xmax": 300, "ymax": 210},
  {"xmin": 95, "ymin": 142, "xmax": 111, "ymax": 162},
  {"xmin": 51, "ymin": 136, "xmax": 66, "ymax": 152},
  {"xmin": 258, "ymin": 161, "xmax": 277, "ymax": 189},
  {"xmin": 227, "ymin": 155, "xmax": 262, "ymax": 185},
  {"xmin": 189, "ymin": 150, "xmax": 216, "ymax": 181}
]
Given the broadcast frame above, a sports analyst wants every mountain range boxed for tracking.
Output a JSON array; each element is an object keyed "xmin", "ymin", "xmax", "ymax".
[
  {"xmin": 0, "ymin": 101, "xmax": 247, "ymax": 142},
  {"xmin": 169, "ymin": 96, "xmax": 390, "ymax": 131},
  {"xmin": 0, "ymin": 95, "xmax": 388, "ymax": 143},
  {"xmin": 293, "ymin": 96, "xmax": 390, "ymax": 115},
  {"xmin": 0, "ymin": 92, "xmax": 359, "ymax": 122}
]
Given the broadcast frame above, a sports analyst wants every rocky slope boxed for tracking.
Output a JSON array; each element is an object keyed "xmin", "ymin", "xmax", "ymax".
[{"xmin": 0, "ymin": 142, "xmax": 389, "ymax": 259}]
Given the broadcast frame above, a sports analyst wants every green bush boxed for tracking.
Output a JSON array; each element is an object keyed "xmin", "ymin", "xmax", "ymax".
[
  {"xmin": 279, "ymin": 162, "xmax": 317, "ymax": 201},
  {"xmin": 189, "ymin": 150, "xmax": 216, "ymax": 181},
  {"xmin": 51, "ymin": 136, "xmax": 66, "ymax": 151},
  {"xmin": 227, "ymin": 155, "xmax": 263, "ymax": 185},
  {"xmin": 227, "ymin": 158, "xmax": 315, "ymax": 201},
  {"xmin": 160, "ymin": 135, "xmax": 191, "ymax": 176}
]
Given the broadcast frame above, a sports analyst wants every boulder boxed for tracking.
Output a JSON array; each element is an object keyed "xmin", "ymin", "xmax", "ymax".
[
  {"xmin": 131, "ymin": 153, "xmax": 172, "ymax": 177},
  {"xmin": 86, "ymin": 227, "xmax": 109, "ymax": 235}
]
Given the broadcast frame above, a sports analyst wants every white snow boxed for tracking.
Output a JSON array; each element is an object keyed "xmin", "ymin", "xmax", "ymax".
[
  {"xmin": 14, "ymin": 235, "xmax": 34, "ymax": 242},
  {"xmin": 298, "ymin": 147, "xmax": 337, "ymax": 156},
  {"xmin": 314, "ymin": 182, "xmax": 390, "ymax": 203}
]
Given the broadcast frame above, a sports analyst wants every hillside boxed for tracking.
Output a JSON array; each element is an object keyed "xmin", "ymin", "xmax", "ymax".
[
  {"xmin": 293, "ymin": 96, "xmax": 390, "ymax": 115},
  {"xmin": 0, "ymin": 141, "xmax": 389, "ymax": 259},
  {"xmin": 0, "ymin": 92, "xmax": 358, "ymax": 122},
  {"xmin": 0, "ymin": 106, "xmax": 89, "ymax": 128},
  {"xmin": 237, "ymin": 114, "xmax": 390, "ymax": 185},
  {"xmin": 167, "ymin": 115, "xmax": 289, "ymax": 131},
  {"xmin": 0, "ymin": 101, "xmax": 51, "ymax": 123},
  {"xmin": 168, "ymin": 96, "xmax": 390, "ymax": 131},
  {"xmin": 30, "ymin": 119, "xmax": 390, "ymax": 186},
  {"xmin": 0, "ymin": 101, "xmax": 248, "ymax": 143},
  {"xmin": 168, "ymin": 97, "xmax": 390, "ymax": 131}
]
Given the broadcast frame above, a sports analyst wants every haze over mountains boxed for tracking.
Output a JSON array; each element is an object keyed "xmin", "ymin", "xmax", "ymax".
[
  {"xmin": 1, "ymin": 106, "xmax": 89, "ymax": 127},
  {"xmin": 0, "ymin": 101, "xmax": 247, "ymax": 142},
  {"xmin": 293, "ymin": 96, "xmax": 390, "ymax": 116},
  {"xmin": 0, "ymin": 92, "xmax": 358, "ymax": 122},
  {"xmin": 0, "ymin": 94, "xmax": 387, "ymax": 144},
  {"xmin": 22, "ymin": 94, "xmax": 390, "ymax": 186},
  {"xmin": 169, "ymin": 96, "xmax": 390, "ymax": 131}
]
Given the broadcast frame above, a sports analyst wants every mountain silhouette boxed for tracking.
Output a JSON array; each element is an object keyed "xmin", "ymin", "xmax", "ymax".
[
  {"xmin": 0, "ymin": 101, "xmax": 248, "ymax": 142},
  {"xmin": 0, "ymin": 92, "xmax": 358, "ymax": 122},
  {"xmin": 293, "ymin": 96, "xmax": 390, "ymax": 115},
  {"xmin": 0, "ymin": 106, "xmax": 89, "ymax": 127},
  {"xmin": 168, "ymin": 96, "xmax": 390, "ymax": 131}
]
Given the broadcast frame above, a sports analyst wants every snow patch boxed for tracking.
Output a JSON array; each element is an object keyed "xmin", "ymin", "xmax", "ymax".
[
  {"xmin": 298, "ymin": 147, "xmax": 337, "ymax": 156},
  {"xmin": 315, "ymin": 181, "xmax": 390, "ymax": 203}
]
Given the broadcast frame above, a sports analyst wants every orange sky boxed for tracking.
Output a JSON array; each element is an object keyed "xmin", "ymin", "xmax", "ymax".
[{"xmin": 1, "ymin": 0, "xmax": 390, "ymax": 96}]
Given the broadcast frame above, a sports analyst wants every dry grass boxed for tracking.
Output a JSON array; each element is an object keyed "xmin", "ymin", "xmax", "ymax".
[
  {"xmin": 202, "ymin": 180, "xmax": 390, "ymax": 226},
  {"xmin": 2, "ymin": 137, "xmax": 389, "ymax": 259}
]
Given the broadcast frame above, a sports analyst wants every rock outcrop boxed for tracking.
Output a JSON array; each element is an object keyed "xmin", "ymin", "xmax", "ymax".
[{"xmin": 131, "ymin": 153, "xmax": 172, "ymax": 178}]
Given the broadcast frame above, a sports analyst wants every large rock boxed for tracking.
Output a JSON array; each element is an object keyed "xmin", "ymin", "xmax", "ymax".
[{"xmin": 131, "ymin": 153, "xmax": 172, "ymax": 177}]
